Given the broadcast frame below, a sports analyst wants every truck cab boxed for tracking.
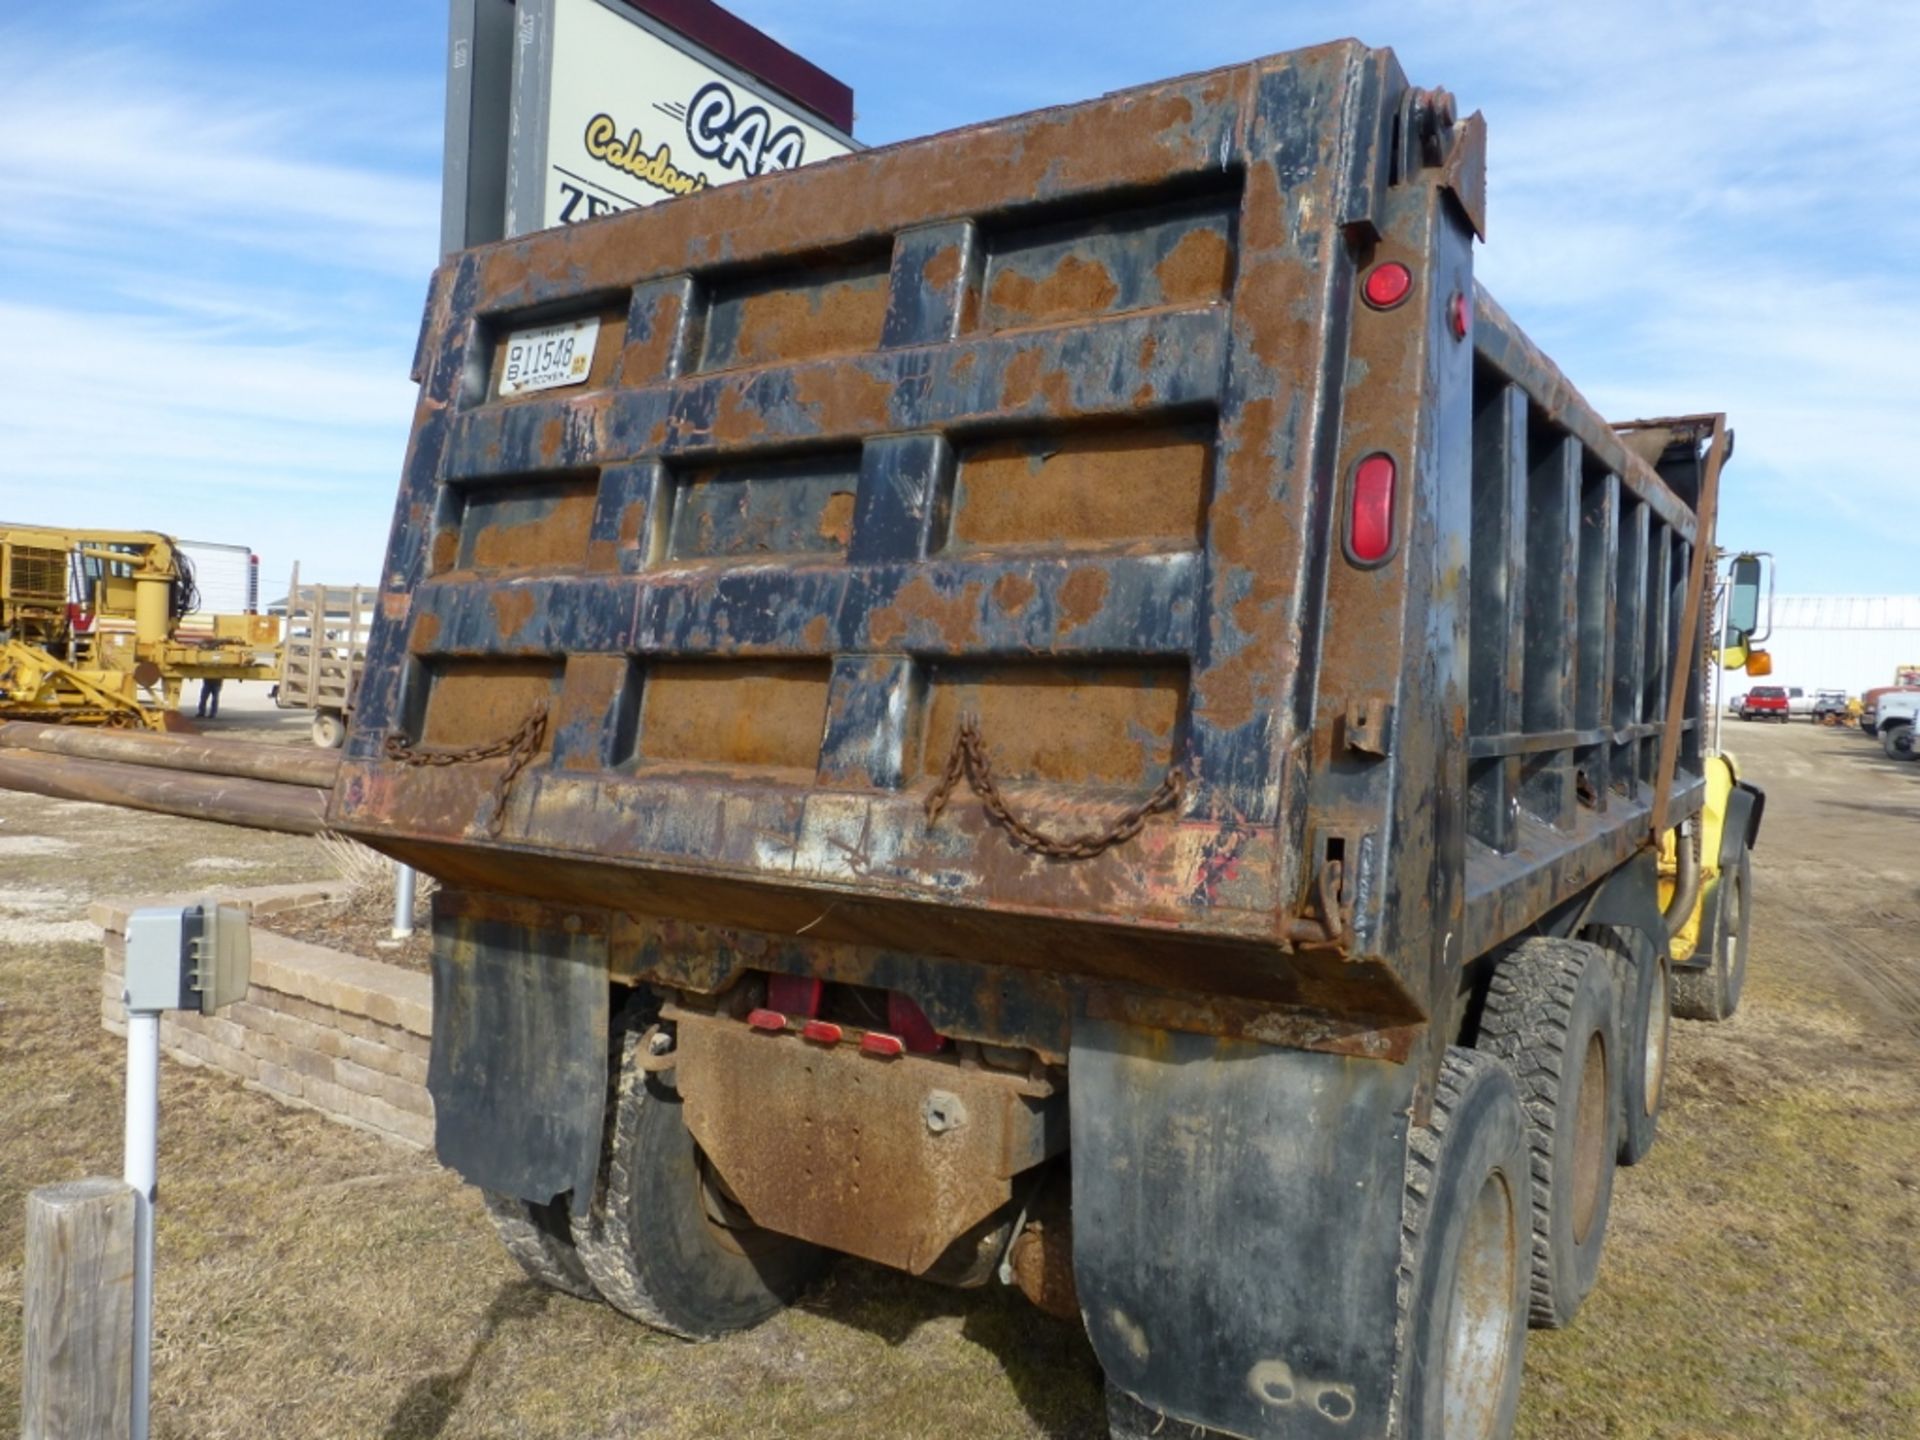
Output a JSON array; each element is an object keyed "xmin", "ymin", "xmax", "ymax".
[{"xmin": 1739, "ymin": 685, "xmax": 1789, "ymax": 722}]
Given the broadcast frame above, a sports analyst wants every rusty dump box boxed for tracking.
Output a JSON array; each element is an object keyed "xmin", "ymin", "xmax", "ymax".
[
  {"xmin": 337, "ymin": 41, "xmax": 1705, "ymax": 1054},
  {"xmin": 319, "ymin": 39, "xmax": 1735, "ymax": 1440}
]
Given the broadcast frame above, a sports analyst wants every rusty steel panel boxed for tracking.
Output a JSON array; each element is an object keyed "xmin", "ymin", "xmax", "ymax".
[
  {"xmin": 320, "ymin": 37, "xmax": 1719, "ymax": 1045},
  {"xmin": 669, "ymin": 1010, "xmax": 1063, "ymax": 1274}
]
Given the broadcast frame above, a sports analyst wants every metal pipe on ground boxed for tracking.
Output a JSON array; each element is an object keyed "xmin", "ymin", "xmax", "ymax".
[
  {"xmin": 0, "ymin": 722, "xmax": 341, "ymax": 789},
  {"xmin": 0, "ymin": 750, "xmax": 331, "ymax": 835}
]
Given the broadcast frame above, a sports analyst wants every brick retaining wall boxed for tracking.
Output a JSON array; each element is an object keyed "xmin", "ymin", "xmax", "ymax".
[{"xmin": 96, "ymin": 884, "xmax": 434, "ymax": 1149}]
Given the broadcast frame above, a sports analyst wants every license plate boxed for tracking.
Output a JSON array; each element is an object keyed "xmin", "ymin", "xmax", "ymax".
[{"xmin": 498, "ymin": 317, "xmax": 599, "ymax": 397}]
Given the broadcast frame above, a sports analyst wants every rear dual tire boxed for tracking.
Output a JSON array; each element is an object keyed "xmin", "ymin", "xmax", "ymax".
[
  {"xmin": 569, "ymin": 1030, "xmax": 826, "ymax": 1339},
  {"xmin": 1477, "ymin": 939, "xmax": 1620, "ymax": 1329}
]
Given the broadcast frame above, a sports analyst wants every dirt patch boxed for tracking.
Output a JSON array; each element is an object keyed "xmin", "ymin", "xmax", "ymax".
[{"xmin": 255, "ymin": 881, "xmax": 434, "ymax": 974}]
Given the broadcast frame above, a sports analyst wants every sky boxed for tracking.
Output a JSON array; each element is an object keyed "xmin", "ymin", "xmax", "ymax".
[{"xmin": 1, "ymin": 0, "xmax": 1915, "ymax": 597}]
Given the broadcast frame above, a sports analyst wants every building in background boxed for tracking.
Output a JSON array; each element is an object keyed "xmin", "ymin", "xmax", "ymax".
[{"xmin": 1756, "ymin": 595, "xmax": 1920, "ymax": 697}]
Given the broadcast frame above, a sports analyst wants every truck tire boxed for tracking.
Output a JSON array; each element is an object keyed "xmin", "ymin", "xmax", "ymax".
[
  {"xmin": 1610, "ymin": 935, "xmax": 1669, "ymax": 1168},
  {"xmin": 480, "ymin": 1191, "xmax": 597, "ymax": 1301},
  {"xmin": 569, "ymin": 1030, "xmax": 826, "ymax": 1339},
  {"xmin": 1883, "ymin": 723, "xmax": 1915, "ymax": 761},
  {"xmin": 1672, "ymin": 848, "xmax": 1751, "ymax": 1022},
  {"xmin": 1395, "ymin": 1048, "xmax": 1531, "ymax": 1440},
  {"xmin": 1475, "ymin": 940, "xmax": 1619, "ymax": 1329},
  {"xmin": 311, "ymin": 710, "xmax": 346, "ymax": 748}
]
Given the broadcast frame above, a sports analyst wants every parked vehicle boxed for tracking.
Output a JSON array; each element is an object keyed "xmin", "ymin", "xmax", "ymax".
[
  {"xmin": 302, "ymin": 44, "xmax": 1768, "ymax": 1440},
  {"xmin": 1809, "ymin": 689, "xmax": 1849, "ymax": 725},
  {"xmin": 0, "ymin": 42, "xmax": 1769, "ymax": 1440},
  {"xmin": 1783, "ymin": 686, "xmax": 1814, "ymax": 719},
  {"xmin": 1876, "ymin": 691, "xmax": 1920, "ymax": 761},
  {"xmin": 1739, "ymin": 685, "xmax": 1790, "ymax": 722},
  {"xmin": 273, "ymin": 564, "xmax": 372, "ymax": 749},
  {"xmin": 1860, "ymin": 685, "xmax": 1920, "ymax": 735},
  {"xmin": 1726, "ymin": 690, "xmax": 1748, "ymax": 715}
]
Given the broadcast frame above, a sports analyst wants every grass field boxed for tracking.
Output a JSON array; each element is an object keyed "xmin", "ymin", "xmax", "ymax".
[{"xmin": 2, "ymin": 714, "xmax": 1917, "ymax": 1438}]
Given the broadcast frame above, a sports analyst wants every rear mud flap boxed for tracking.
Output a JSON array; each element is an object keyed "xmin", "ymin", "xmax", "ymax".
[
  {"xmin": 428, "ymin": 911, "xmax": 610, "ymax": 1217},
  {"xmin": 1071, "ymin": 1018, "xmax": 1413, "ymax": 1439}
]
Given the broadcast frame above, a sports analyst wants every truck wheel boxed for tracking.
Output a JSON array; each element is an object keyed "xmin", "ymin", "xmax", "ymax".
[
  {"xmin": 1672, "ymin": 848, "xmax": 1751, "ymax": 1022},
  {"xmin": 569, "ymin": 1031, "xmax": 826, "ymax": 1339},
  {"xmin": 1396, "ymin": 1048, "xmax": 1530, "ymax": 1440},
  {"xmin": 311, "ymin": 710, "xmax": 346, "ymax": 748},
  {"xmin": 1883, "ymin": 723, "xmax": 1915, "ymax": 761},
  {"xmin": 480, "ymin": 1191, "xmax": 598, "ymax": 1300},
  {"xmin": 1475, "ymin": 940, "xmax": 1619, "ymax": 1329},
  {"xmin": 1610, "ymin": 936, "xmax": 1669, "ymax": 1168}
]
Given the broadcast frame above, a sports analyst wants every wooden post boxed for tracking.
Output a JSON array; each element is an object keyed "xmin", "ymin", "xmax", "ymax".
[{"xmin": 21, "ymin": 1178, "xmax": 136, "ymax": 1440}]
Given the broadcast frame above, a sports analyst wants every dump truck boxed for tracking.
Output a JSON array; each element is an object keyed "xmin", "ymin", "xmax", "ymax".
[
  {"xmin": 274, "ymin": 564, "xmax": 374, "ymax": 748},
  {"xmin": 0, "ymin": 41, "xmax": 1765, "ymax": 1440}
]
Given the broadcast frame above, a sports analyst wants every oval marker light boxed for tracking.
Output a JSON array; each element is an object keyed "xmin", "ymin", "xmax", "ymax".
[{"xmin": 1350, "ymin": 454, "xmax": 1397, "ymax": 563}]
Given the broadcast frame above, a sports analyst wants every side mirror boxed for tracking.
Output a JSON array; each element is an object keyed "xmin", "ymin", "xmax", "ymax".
[
  {"xmin": 1722, "ymin": 553, "xmax": 1768, "ymax": 649},
  {"xmin": 1744, "ymin": 649, "xmax": 1773, "ymax": 677}
]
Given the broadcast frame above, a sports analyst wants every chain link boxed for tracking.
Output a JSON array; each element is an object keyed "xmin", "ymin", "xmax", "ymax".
[
  {"xmin": 384, "ymin": 704, "xmax": 548, "ymax": 837},
  {"xmin": 924, "ymin": 715, "xmax": 1186, "ymax": 860}
]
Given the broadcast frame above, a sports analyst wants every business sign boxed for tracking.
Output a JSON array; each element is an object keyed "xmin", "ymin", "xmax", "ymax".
[{"xmin": 499, "ymin": 0, "xmax": 857, "ymax": 239}]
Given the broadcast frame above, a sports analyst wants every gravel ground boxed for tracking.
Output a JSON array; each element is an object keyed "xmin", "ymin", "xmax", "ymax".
[{"xmin": 1, "ymin": 715, "xmax": 1916, "ymax": 1438}]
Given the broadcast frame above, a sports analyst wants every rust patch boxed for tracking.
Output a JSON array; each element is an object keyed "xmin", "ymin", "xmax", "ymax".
[
  {"xmin": 986, "ymin": 254, "xmax": 1120, "ymax": 329},
  {"xmin": 639, "ymin": 660, "xmax": 831, "ymax": 771},
  {"xmin": 921, "ymin": 243, "xmax": 963, "ymax": 295},
  {"xmin": 951, "ymin": 424, "xmax": 1211, "ymax": 550},
  {"xmin": 490, "ymin": 587, "xmax": 536, "ymax": 638},
  {"xmin": 709, "ymin": 269, "xmax": 889, "ymax": 371},
  {"xmin": 992, "ymin": 571, "xmax": 1037, "ymax": 616},
  {"xmin": 551, "ymin": 655, "xmax": 629, "ymax": 772},
  {"xmin": 1056, "ymin": 567, "xmax": 1109, "ymax": 632},
  {"xmin": 818, "ymin": 490, "xmax": 856, "ymax": 547},
  {"xmin": 429, "ymin": 530, "xmax": 458, "ymax": 574},
  {"xmin": 866, "ymin": 574, "xmax": 984, "ymax": 653},
  {"xmin": 922, "ymin": 663, "xmax": 1184, "ymax": 787},
  {"xmin": 420, "ymin": 659, "xmax": 559, "ymax": 750},
  {"xmin": 1154, "ymin": 225, "xmax": 1233, "ymax": 305},
  {"xmin": 802, "ymin": 614, "xmax": 831, "ymax": 650},
  {"xmin": 462, "ymin": 479, "xmax": 597, "ymax": 572}
]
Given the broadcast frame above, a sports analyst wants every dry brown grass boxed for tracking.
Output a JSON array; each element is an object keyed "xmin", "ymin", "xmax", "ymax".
[{"xmin": 2, "ymin": 720, "xmax": 1918, "ymax": 1438}]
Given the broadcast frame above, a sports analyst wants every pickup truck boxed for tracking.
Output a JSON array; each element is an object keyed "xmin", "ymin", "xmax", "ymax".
[
  {"xmin": 1861, "ymin": 685, "xmax": 1920, "ymax": 735},
  {"xmin": 1739, "ymin": 685, "xmax": 1790, "ymax": 722},
  {"xmin": 1809, "ymin": 689, "xmax": 1849, "ymax": 725}
]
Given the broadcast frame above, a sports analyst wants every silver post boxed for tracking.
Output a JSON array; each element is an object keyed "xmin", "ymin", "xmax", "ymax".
[
  {"xmin": 392, "ymin": 862, "xmax": 418, "ymax": 940},
  {"xmin": 124, "ymin": 1011, "xmax": 159, "ymax": 1440}
]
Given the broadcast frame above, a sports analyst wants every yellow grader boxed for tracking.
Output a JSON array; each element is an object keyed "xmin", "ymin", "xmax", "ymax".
[{"xmin": 0, "ymin": 524, "xmax": 279, "ymax": 730}]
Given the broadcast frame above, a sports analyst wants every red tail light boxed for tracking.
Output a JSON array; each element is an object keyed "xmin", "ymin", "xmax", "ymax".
[
  {"xmin": 860, "ymin": 1032, "xmax": 906, "ymax": 1057},
  {"xmin": 747, "ymin": 1008, "xmax": 787, "ymax": 1032},
  {"xmin": 800, "ymin": 1019, "xmax": 843, "ymax": 1045},
  {"xmin": 1362, "ymin": 261, "xmax": 1413, "ymax": 310},
  {"xmin": 1349, "ymin": 453, "xmax": 1397, "ymax": 563},
  {"xmin": 887, "ymin": 993, "xmax": 946, "ymax": 1054},
  {"xmin": 767, "ymin": 974, "xmax": 822, "ymax": 1018}
]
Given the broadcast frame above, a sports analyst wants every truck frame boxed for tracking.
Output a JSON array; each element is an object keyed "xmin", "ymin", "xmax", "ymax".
[{"xmin": 38, "ymin": 41, "xmax": 1757, "ymax": 1440}]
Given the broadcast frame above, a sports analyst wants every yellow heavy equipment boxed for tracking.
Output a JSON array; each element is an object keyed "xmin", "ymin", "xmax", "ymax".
[{"xmin": 0, "ymin": 524, "xmax": 279, "ymax": 730}]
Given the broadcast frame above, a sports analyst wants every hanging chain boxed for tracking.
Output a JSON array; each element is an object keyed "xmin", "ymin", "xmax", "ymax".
[
  {"xmin": 384, "ymin": 704, "xmax": 548, "ymax": 837},
  {"xmin": 925, "ymin": 715, "xmax": 1186, "ymax": 860}
]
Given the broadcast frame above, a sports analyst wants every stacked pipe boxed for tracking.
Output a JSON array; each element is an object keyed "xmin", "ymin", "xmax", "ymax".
[{"xmin": 0, "ymin": 722, "xmax": 337, "ymax": 835}]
